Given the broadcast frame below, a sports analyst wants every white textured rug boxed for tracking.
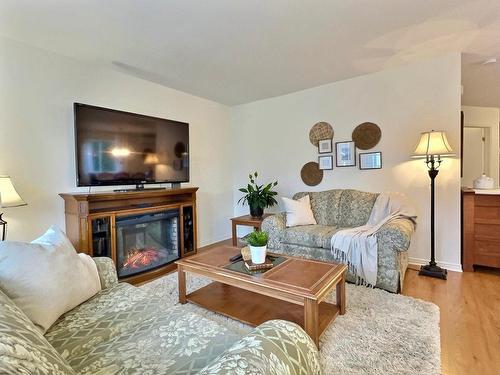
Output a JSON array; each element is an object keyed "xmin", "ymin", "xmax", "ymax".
[{"xmin": 140, "ymin": 272, "xmax": 441, "ymax": 374}]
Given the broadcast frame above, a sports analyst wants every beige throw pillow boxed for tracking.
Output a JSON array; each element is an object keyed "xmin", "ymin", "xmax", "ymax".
[
  {"xmin": 0, "ymin": 226, "xmax": 101, "ymax": 332},
  {"xmin": 282, "ymin": 195, "xmax": 317, "ymax": 227}
]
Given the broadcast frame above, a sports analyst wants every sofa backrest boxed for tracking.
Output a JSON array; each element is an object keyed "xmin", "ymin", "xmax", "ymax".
[
  {"xmin": 293, "ymin": 189, "xmax": 379, "ymax": 227},
  {"xmin": 0, "ymin": 288, "xmax": 76, "ymax": 374},
  {"xmin": 294, "ymin": 190, "xmax": 343, "ymax": 226}
]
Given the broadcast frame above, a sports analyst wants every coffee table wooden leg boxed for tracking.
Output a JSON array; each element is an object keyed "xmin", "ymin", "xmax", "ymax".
[
  {"xmin": 232, "ymin": 223, "xmax": 237, "ymax": 246},
  {"xmin": 304, "ymin": 298, "xmax": 319, "ymax": 348},
  {"xmin": 337, "ymin": 273, "xmax": 346, "ymax": 315},
  {"xmin": 178, "ymin": 266, "xmax": 187, "ymax": 304}
]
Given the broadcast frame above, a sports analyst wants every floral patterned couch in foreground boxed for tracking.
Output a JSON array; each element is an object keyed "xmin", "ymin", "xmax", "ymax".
[
  {"xmin": 0, "ymin": 257, "xmax": 321, "ymax": 375},
  {"xmin": 262, "ymin": 189, "xmax": 415, "ymax": 293}
]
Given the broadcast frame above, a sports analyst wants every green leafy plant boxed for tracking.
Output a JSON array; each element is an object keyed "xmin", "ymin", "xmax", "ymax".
[
  {"xmin": 238, "ymin": 172, "xmax": 278, "ymax": 215},
  {"xmin": 247, "ymin": 231, "xmax": 269, "ymax": 247}
]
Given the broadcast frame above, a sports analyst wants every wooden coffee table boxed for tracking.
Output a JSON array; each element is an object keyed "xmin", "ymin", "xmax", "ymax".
[{"xmin": 176, "ymin": 245, "xmax": 347, "ymax": 347}]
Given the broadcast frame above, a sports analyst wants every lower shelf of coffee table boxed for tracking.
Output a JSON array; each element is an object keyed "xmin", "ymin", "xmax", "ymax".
[{"xmin": 186, "ymin": 281, "xmax": 339, "ymax": 334}]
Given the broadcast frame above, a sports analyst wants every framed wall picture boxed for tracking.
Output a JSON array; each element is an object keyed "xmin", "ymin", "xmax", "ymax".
[
  {"xmin": 359, "ymin": 152, "xmax": 382, "ymax": 170},
  {"xmin": 318, "ymin": 155, "xmax": 333, "ymax": 170},
  {"xmin": 336, "ymin": 141, "xmax": 356, "ymax": 167},
  {"xmin": 318, "ymin": 139, "xmax": 332, "ymax": 154}
]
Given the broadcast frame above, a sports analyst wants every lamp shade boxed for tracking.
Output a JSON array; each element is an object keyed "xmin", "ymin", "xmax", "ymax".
[
  {"xmin": 144, "ymin": 153, "xmax": 159, "ymax": 165},
  {"xmin": 0, "ymin": 176, "xmax": 27, "ymax": 208},
  {"xmin": 412, "ymin": 130, "xmax": 454, "ymax": 158}
]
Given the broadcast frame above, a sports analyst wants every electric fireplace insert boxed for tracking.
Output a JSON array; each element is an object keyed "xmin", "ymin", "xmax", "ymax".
[{"xmin": 115, "ymin": 209, "xmax": 180, "ymax": 278}]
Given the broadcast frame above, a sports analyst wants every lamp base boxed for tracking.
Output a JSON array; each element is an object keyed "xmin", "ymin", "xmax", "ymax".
[{"xmin": 418, "ymin": 263, "xmax": 447, "ymax": 280}]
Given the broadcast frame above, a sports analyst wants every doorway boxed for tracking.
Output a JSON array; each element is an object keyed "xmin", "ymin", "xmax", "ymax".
[{"xmin": 462, "ymin": 127, "xmax": 491, "ymax": 187}]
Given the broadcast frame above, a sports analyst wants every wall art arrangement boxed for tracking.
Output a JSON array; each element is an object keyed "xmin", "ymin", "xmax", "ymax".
[
  {"xmin": 300, "ymin": 121, "xmax": 383, "ymax": 185},
  {"xmin": 309, "ymin": 121, "xmax": 334, "ymax": 146},
  {"xmin": 359, "ymin": 151, "xmax": 382, "ymax": 170},
  {"xmin": 300, "ymin": 161, "xmax": 324, "ymax": 186},
  {"xmin": 336, "ymin": 141, "xmax": 356, "ymax": 167},
  {"xmin": 318, "ymin": 155, "xmax": 333, "ymax": 170}
]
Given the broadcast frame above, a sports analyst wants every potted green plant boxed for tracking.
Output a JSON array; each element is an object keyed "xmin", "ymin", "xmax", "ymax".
[
  {"xmin": 238, "ymin": 172, "xmax": 278, "ymax": 218},
  {"xmin": 247, "ymin": 230, "xmax": 269, "ymax": 264}
]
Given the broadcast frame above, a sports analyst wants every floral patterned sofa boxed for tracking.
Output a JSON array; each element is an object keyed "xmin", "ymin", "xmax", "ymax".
[
  {"xmin": 0, "ymin": 257, "xmax": 321, "ymax": 374},
  {"xmin": 262, "ymin": 189, "xmax": 415, "ymax": 293}
]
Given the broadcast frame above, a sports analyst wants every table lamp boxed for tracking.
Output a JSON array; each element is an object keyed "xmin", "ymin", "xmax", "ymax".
[
  {"xmin": 0, "ymin": 176, "xmax": 27, "ymax": 240},
  {"xmin": 412, "ymin": 131, "xmax": 454, "ymax": 279}
]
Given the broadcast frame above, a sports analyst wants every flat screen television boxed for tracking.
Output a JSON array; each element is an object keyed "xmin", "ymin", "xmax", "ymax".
[{"xmin": 74, "ymin": 103, "xmax": 189, "ymax": 187}]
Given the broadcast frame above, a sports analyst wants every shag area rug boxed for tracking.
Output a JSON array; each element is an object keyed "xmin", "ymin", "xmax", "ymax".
[{"xmin": 140, "ymin": 272, "xmax": 441, "ymax": 374}]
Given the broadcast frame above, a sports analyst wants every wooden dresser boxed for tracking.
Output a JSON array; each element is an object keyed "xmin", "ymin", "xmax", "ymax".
[{"xmin": 462, "ymin": 188, "xmax": 500, "ymax": 271}]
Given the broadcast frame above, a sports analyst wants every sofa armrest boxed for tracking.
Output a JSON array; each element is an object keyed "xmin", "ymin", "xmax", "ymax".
[
  {"xmin": 261, "ymin": 213, "xmax": 286, "ymax": 249},
  {"xmin": 92, "ymin": 257, "xmax": 118, "ymax": 289},
  {"xmin": 377, "ymin": 218, "xmax": 415, "ymax": 252},
  {"xmin": 198, "ymin": 320, "xmax": 322, "ymax": 375}
]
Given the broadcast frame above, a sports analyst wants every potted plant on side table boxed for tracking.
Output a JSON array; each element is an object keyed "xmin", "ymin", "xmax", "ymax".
[
  {"xmin": 247, "ymin": 230, "xmax": 269, "ymax": 264},
  {"xmin": 238, "ymin": 172, "xmax": 278, "ymax": 218}
]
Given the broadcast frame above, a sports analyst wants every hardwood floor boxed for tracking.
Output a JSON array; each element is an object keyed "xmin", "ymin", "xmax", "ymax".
[
  {"xmin": 402, "ymin": 266, "xmax": 500, "ymax": 375},
  {"xmin": 198, "ymin": 240, "xmax": 500, "ymax": 373}
]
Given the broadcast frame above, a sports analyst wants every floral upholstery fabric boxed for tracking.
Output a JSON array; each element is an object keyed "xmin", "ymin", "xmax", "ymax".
[
  {"xmin": 0, "ymin": 289, "xmax": 75, "ymax": 375},
  {"xmin": 263, "ymin": 189, "xmax": 414, "ymax": 293},
  {"xmin": 283, "ymin": 224, "xmax": 340, "ymax": 249},
  {"xmin": 45, "ymin": 282, "xmax": 241, "ymax": 374},
  {"xmin": 293, "ymin": 190, "xmax": 343, "ymax": 226},
  {"xmin": 199, "ymin": 320, "xmax": 322, "ymax": 375},
  {"xmin": 92, "ymin": 256, "xmax": 118, "ymax": 289},
  {"xmin": 338, "ymin": 189, "xmax": 378, "ymax": 227},
  {"xmin": 265, "ymin": 212, "xmax": 287, "ymax": 250},
  {"xmin": 39, "ymin": 258, "xmax": 321, "ymax": 374}
]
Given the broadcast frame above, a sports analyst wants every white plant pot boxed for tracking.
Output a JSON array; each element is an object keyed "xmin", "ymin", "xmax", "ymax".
[{"xmin": 249, "ymin": 244, "xmax": 267, "ymax": 264}]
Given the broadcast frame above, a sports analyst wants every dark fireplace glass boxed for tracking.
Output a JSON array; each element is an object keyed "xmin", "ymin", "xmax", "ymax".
[{"xmin": 115, "ymin": 209, "xmax": 180, "ymax": 278}]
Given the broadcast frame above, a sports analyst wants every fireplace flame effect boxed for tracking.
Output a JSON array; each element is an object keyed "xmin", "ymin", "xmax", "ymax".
[{"xmin": 122, "ymin": 248, "xmax": 164, "ymax": 270}]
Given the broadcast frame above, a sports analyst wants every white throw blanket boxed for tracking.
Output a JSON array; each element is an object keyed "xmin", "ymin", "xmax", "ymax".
[{"xmin": 330, "ymin": 192, "xmax": 417, "ymax": 286}]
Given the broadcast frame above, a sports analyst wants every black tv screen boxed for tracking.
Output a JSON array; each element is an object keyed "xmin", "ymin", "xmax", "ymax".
[{"xmin": 74, "ymin": 103, "xmax": 189, "ymax": 187}]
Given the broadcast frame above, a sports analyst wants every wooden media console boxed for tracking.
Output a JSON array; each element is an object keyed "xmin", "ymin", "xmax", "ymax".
[{"xmin": 60, "ymin": 187, "xmax": 198, "ymax": 284}]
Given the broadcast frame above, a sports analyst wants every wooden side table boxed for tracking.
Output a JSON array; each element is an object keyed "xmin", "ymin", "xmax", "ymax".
[{"xmin": 230, "ymin": 214, "xmax": 272, "ymax": 246}]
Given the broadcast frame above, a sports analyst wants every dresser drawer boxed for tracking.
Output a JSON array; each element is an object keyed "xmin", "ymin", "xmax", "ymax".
[
  {"xmin": 475, "ymin": 195, "xmax": 500, "ymax": 207},
  {"xmin": 475, "ymin": 206, "xmax": 500, "ymax": 220},
  {"xmin": 474, "ymin": 223, "xmax": 500, "ymax": 240},
  {"xmin": 474, "ymin": 239, "xmax": 500, "ymax": 255}
]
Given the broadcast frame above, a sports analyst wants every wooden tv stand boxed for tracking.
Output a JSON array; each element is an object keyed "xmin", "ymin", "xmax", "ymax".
[{"xmin": 59, "ymin": 187, "xmax": 198, "ymax": 284}]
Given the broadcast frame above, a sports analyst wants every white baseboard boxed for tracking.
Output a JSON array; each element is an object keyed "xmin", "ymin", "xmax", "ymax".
[
  {"xmin": 198, "ymin": 235, "xmax": 231, "ymax": 248},
  {"xmin": 409, "ymin": 257, "xmax": 462, "ymax": 273}
]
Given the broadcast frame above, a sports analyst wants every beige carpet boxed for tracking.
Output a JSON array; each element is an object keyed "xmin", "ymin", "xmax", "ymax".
[{"xmin": 140, "ymin": 272, "xmax": 441, "ymax": 374}]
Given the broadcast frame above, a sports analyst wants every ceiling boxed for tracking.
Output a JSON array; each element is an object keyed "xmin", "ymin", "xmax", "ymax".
[
  {"xmin": 1, "ymin": 1, "xmax": 499, "ymax": 105},
  {"xmin": 462, "ymin": 53, "xmax": 500, "ymax": 108}
]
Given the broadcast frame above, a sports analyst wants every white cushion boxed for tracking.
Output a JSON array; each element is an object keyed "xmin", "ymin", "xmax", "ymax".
[
  {"xmin": 282, "ymin": 195, "xmax": 317, "ymax": 227},
  {"xmin": 0, "ymin": 226, "xmax": 101, "ymax": 332}
]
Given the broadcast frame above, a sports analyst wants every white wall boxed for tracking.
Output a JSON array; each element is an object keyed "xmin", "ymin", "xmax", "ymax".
[
  {"xmin": 0, "ymin": 37, "xmax": 233, "ymax": 246},
  {"xmin": 461, "ymin": 106, "xmax": 500, "ymax": 187},
  {"xmin": 231, "ymin": 54, "xmax": 462, "ymax": 271},
  {"xmin": 0, "ymin": 38, "xmax": 463, "ymax": 270}
]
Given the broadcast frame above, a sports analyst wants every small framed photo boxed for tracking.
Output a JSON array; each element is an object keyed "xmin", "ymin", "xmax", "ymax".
[
  {"xmin": 318, "ymin": 139, "xmax": 332, "ymax": 154},
  {"xmin": 318, "ymin": 155, "xmax": 333, "ymax": 170},
  {"xmin": 336, "ymin": 141, "xmax": 356, "ymax": 167},
  {"xmin": 359, "ymin": 152, "xmax": 382, "ymax": 170}
]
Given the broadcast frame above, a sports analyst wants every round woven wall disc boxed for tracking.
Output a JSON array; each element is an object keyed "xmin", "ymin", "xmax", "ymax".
[
  {"xmin": 300, "ymin": 162, "xmax": 323, "ymax": 186},
  {"xmin": 309, "ymin": 122, "xmax": 334, "ymax": 146},
  {"xmin": 352, "ymin": 122, "xmax": 381, "ymax": 150}
]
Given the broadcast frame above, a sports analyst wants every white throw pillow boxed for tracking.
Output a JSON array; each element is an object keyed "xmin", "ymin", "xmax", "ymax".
[
  {"xmin": 282, "ymin": 195, "xmax": 317, "ymax": 227},
  {"xmin": 0, "ymin": 226, "xmax": 101, "ymax": 332}
]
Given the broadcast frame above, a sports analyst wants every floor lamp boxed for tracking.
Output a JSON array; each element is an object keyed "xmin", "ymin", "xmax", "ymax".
[
  {"xmin": 412, "ymin": 131, "xmax": 454, "ymax": 280},
  {"xmin": 0, "ymin": 176, "xmax": 27, "ymax": 240}
]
